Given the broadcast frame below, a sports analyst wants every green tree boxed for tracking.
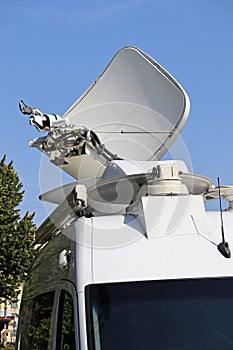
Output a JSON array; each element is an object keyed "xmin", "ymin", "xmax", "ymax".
[{"xmin": 0, "ymin": 155, "xmax": 36, "ymax": 300}]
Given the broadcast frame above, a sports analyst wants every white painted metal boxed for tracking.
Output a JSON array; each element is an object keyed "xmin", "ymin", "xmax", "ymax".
[
  {"xmin": 59, "ymin": 46, "xmax": 190, "ymax": 178},
  {"xmin": 39, "ymin": 160, "xmax": 212, "ymax": 205},
  {"xmin": 16, "ymin": 46, "xmax": 233, "ymax": 350},
  {"xmin": 89, "ymin": 211, "xmax": 233, "ymax": 284}
]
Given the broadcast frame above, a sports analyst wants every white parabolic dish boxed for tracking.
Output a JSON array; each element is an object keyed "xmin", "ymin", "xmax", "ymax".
[{"xmin": 63, "ymin": 46, "xmax": 190, "ymax": 162}]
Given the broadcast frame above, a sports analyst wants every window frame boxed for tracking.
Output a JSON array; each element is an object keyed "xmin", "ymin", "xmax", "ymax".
[
  {"xmin": 16, "ymin": 280, "xmax": 80, "ymax": 350},
  {"xmin": 17, "ymin": 288, "xmax": 56, "ymax": 350},
  {"xmin": 54, "ymin": 280, "xmax": 80, "ymax": 350}
]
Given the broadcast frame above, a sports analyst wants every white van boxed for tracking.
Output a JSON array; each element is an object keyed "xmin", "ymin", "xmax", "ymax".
[{"xmin": 16, "ymin": 47, "xmax": 233, "ymax": 349}]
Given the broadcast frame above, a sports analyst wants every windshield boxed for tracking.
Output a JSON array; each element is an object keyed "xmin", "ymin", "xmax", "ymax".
[{"xmin": 85, "ymin": 278, "xmax": 233, "ymax": 350}]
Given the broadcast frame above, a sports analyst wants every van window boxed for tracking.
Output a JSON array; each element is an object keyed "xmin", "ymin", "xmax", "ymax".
[
  {"xmin": 86, "ymin": 278, "xmax": 233, "ymax": 350},
  {"xmin": 19, "ymin": 291, "xmax": 54, "ymax": 350},
  {"xmin": 56, "ymin": 290, "xmax": 76, "ymax": 350}
]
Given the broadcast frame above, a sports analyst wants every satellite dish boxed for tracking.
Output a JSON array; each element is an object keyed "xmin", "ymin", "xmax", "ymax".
[
  {"xmin": 28, "ymin": 47, "xmax": 190, "ymax": 180},
  {"xmin": 63, "ymin": 46, "xmax": 190, "ymax": 162}
]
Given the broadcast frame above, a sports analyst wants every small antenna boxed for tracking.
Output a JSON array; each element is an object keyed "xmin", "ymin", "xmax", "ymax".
[{"xmin": 217, "ymin": 177, "xmax": 231, "ymax": 258}]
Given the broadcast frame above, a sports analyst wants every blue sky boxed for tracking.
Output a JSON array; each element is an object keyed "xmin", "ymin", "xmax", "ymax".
[{"xmin": 0, "ymin": 0, "xmax": 233, "ymax": 225}]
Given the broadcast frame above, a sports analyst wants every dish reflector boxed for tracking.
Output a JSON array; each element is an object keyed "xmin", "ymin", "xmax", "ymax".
[{"xmin": 63, "ymin": 46, "xmax": 190, "ymax": 161}]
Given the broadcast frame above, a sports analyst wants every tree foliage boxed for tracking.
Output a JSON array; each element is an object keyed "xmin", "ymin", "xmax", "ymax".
[{"xmin": 0, "ymin": 155, "xmax": 36, "ymax": 300}]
